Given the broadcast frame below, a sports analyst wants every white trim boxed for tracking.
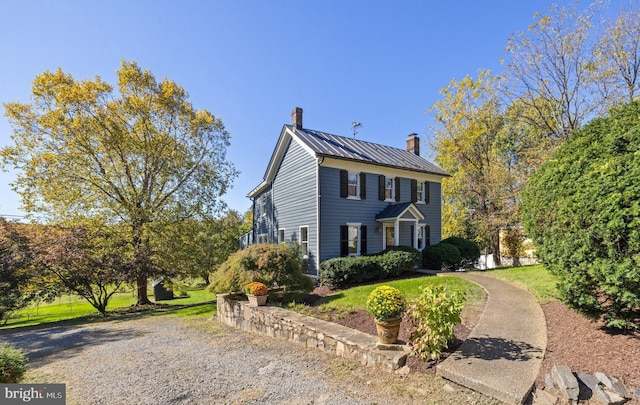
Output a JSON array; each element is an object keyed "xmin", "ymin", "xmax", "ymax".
[
  {"xmin": 316, "ymin": 158, "xmax": 321, "ymax": 274},
  {"xmin": 319, "ymin": 156, "xmax": 446, "ymax": 183},
  {"xmin": 299, "ymin": 225, "xmax": 309, "ymax": 259},
  {"xmin": 346, "ymin": 222, "xmax": 362, "ymax": 256}
]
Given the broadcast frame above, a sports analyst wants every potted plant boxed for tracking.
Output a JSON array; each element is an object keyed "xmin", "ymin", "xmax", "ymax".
[
  {"xmin": 244, "ymin": 281, "xmax": 268, "ymax": 307},
  {"xmin": 366, "ymin": 286, "xmax": 406, "ymax": 344}
]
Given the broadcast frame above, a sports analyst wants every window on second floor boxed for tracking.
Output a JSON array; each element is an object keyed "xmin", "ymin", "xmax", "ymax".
[
  {"xmin": 385, "ymin": 178, "xmax": 394, "ymax": 201},
  {"xmin": 260, "ymin": 194, "xmax": 267, "ymax": 216},
  {"xmin": 348, "ymin": 173, "xmax": 359, "ymax": 198},
  {"xmin": 417, "ymin": 181, "xmax": 425, "ymax": 203}
]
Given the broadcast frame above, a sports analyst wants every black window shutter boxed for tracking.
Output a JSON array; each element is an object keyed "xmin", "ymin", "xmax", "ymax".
[
  {"xmin": 378, "ymin": 175, "xmax": 385, "ymax": 200},
  {"xmin": 411, "ymin": 179, "xmax": 417, "ymax": 202},
  {"xmin": 360, "ymin": 173, "xmax": 366, "ymax": 199},
  {"xmin": 361, "ymin": 225, "xmax": 367, "ymax": 255},
  {"xmin": 425, "ymin": 225, "xmax": 431, "ymax": 246},
  {"xmin": 425, "ymin": 182, "xmax": 430, "ymax": 204},
  {"xmin": 340, "ymin": 225, "xmax": 348, "ymax": 257},
  {"xmin": 340, "ymin": 170, "xmax": 348, "ymax": 198},
  {"xmin": 395, "ymin": 177, "xmax": 401, "ymax": 201},
  {"xmin": 410, "ymin": 225, "xmax": 414, "ymax": 247}
]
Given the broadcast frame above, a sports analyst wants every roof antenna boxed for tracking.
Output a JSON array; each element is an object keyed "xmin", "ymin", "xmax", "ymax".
[{"xmin": 351, "ymin": 122, "xmax": 362, "ymax": 138}]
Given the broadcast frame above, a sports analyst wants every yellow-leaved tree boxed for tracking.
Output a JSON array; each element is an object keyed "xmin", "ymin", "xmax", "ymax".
[{"xmin": 1, "ymin": 61, "xmax": 237, "ymax": 305}]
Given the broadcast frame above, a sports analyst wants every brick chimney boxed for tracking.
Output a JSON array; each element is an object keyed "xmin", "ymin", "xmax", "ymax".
[
  {"xmin": 292, "ymin": 107, "xmax": 303, "ymax": 129},
  {"xmin": 406, "ymin": 133, "xmax": 420, "ymax": 156}
]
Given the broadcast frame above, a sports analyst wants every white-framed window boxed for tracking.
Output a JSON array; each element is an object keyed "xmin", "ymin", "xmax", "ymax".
[
  {"xmin": 257, "ymin": 234, "xmax": 268, "ymax": 244},
  {"xmin": 260, "ymin": 194, "xmax": 267, "ymax": 217},
  {"xmin": 385, "ymin": 177, "xmax": 395, "ymax": 201},
  {"xmin": 300, "ymin": 226, "xmax": 309, "ymax": 259},
  {"xmin": 417, "ymin": 225, "xmax": 425, "ymax": 250},
  {"xmin": 278, "ymin": 228, "xmax": 286, "ymax": 244},
  {"xmin": 347, "ymin": 223, "xmax": 360, "ymax": 256},
  {"xmin": 347, "ymin": 172, "xmax": 360, "ymax": 198},
  {"xmin": 416, "ymin": 181, "xmax": 425, "ymax": 203}
]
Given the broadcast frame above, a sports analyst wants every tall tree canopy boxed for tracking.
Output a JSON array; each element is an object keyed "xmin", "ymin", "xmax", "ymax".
[
  {"xmin": 1, "ymin": 61, "xmax": 237, "ymax": 304},
  {"xmin": 430, "ymin": 71, "xmax": 517, "ymax": 264}
]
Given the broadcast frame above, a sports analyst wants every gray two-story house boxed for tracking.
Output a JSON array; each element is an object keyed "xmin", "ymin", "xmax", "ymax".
[{"xmin": 244, "ymin": 107, "xmax": 449, "ymax": 276}]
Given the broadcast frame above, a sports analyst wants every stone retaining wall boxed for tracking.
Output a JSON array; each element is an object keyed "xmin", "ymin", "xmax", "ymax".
[{"xmin": 216, "ymin": 293, "xmax": 409, "ymax": 372}]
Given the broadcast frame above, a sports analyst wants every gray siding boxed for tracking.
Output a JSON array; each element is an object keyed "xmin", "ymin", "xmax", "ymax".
[
  {"xmin": 417, "ymin": 181, "xmax": 442, "ymax": 246},
  {"xmin": 271, "ymin": 139, "xmax": 318, "ymax": 275},
  {"xmin": 319, "ymin": 169, "xmax": 442, "ymax": 263},
  {"xmin": 253, "ymin": 187, "xmax": 274, "ymax": 242}
]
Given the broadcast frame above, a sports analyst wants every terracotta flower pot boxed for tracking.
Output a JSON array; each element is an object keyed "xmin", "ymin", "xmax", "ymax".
[
  {"xmin": 374, "ymin": 317, "xmax": 402, "ymax": 344},
  {"xmin": 247, "ymin": 294, "xmax": 268, "ymax": 307}
]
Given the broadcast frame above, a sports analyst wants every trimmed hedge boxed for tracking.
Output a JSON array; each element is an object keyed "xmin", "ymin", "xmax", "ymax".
[
  {"xmin": 440, "ymin": 237, "xmax": 480, "ymax": 267},
  {"xmin": 422, "ymin": 243, "xmax": 461, "ymax": 270},
  {"xmin": 320, "ymin": 250, "xmax": 418, "ymax": 288},
  {"xmin": 380, "ymin": 245, "xmax": 422, "ymax": 267}
]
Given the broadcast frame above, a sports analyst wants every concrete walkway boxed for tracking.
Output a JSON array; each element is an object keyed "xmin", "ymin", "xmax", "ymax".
[{"xmin": 436, "ymin": 272, "xmax": 547, "ymax": 404}]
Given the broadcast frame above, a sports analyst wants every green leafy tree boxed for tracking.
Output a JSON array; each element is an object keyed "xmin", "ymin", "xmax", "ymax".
[
  {"xmin": 0, "ymin": 218, "xmax": 35, "ymax": 323},
  {"xmin": 30, "ymin": 222, "xmax": 130, "ymax": 316},
  {"xmin": 1, "ymin": 61, "xmax": 237, "ymax": 305},
  {"xmin": 522, "ymin": 101, "xmax": 640, "ymax": 329},
  {"xmin": 156, "ymin": 210, "xmax": 246, "ymax": 285}
]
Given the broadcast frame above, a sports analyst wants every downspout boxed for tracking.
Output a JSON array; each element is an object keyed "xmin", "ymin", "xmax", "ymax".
[
  {"xmin": 316, "ymin": 157, "xmax": 324, "ymax": 277},
  {"xmin": 270, "ymin": 182, "xmax": 275, "ymax": 243}
]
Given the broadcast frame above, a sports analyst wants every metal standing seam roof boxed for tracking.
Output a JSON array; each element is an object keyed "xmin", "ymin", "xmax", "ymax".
[{"xmin": 287, "ymin": 125, "xmax": 449, "ymax": 176}]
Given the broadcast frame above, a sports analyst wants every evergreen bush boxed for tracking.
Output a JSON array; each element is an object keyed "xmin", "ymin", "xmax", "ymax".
[
  {"xmin": 440, "ymin": 237, "xmax": 480, "ymax": 267},
  {"xmin": 0, "ymin": 344, "xmax": 27, "ymax": 383},
  {"xmin": 422, "ymin": 243, "xmax": 461, "ymax": 270},
  {"xmin": 522, "ymin": 101, "xmax": 640, "ymax": 330}
]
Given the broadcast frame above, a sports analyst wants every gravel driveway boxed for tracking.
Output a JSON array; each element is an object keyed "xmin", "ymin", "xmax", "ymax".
[{"xmin": 0, "ymin": 316, "xmax": 380, "ymax": 405}]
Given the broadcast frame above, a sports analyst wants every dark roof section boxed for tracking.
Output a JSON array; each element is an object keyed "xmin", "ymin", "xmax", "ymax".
[
  {"xmin": 376, "ymin": 202, "xmax": 422, "ymax": 220},
  {"xmin": 287, "ymin": 125, "xmax": 449, "ymax": 176}
]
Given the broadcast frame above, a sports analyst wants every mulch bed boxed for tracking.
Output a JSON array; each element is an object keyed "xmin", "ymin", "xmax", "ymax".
[
  {"xmin": 538, "ymin": 300, "xmax": 640, "ymax": 389},
  {"xmin": 304, "ymin": 286, "xmax": 640, "ymax": 389},
  {"xmin": 303, "ymin": 285, "xmax": 476, "ymax": 373}
]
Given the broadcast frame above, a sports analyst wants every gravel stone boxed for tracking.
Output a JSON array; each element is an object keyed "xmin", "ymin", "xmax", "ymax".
[{"xmin": 0, "ymin": 317, "xmax": 385, "ymax": 404}]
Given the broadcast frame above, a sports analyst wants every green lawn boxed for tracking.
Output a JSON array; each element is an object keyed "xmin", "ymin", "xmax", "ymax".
[
  {"xmin": 315, "ymin": 275, "xmax": 486, "ymax": 313},
  {"xmin": 482, "ymin": 264, "xmax": 559, "ymax": 303},
  {"xmin": 1, "ymin": 289, "xmax": 217, "ymax": 329}
]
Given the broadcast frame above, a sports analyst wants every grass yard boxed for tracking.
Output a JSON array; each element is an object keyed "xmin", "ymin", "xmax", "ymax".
[
  {"xmin": 483, "ymin": 264, "xmax": 559, "ymax": 303},
  {"xmin": 1, "ymin": 289, "xmax": 217, "ymax": 329},
  {"xmin": 314, "ymin": 275, "xmax": 486, "ymax": 313}
]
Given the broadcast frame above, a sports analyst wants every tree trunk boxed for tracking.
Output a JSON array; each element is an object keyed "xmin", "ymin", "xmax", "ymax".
[
  {"xmin": 136, "ymin": 274, "xmax": 152, "ymax": 305},
  {"xmin": 491, "ymin": 233, "xmax": 502, "ymax": 267}
]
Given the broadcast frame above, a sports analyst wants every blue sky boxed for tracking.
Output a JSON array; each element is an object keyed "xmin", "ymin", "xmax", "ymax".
[{"xmin": 0, "ymin": 0, "xmax": 606, "ymax": 218}]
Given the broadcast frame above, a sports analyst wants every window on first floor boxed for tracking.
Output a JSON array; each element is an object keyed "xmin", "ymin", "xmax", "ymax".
[
  {"xmin": 278, "ymin": 228, "xmax": 285, "ymax": 244},
  {"xmin": 340, "ymin": 223, "xmax": 367, "ymax": 256},
  {"xmin": 257, "ymin": 234, "xmax": 268, "ymax": 244},
  {"xmin": 417, "ymin": 226, "xmax": 424, "ymax": 250},
  {"xmin": 300, "ymin": 226, "xmax": 309, "ymax": 258}
]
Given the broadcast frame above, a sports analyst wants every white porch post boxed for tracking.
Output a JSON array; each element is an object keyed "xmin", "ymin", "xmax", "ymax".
[{"xmin": 394, "ymin": 219, "xmax": 399, "ymax": 246}]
